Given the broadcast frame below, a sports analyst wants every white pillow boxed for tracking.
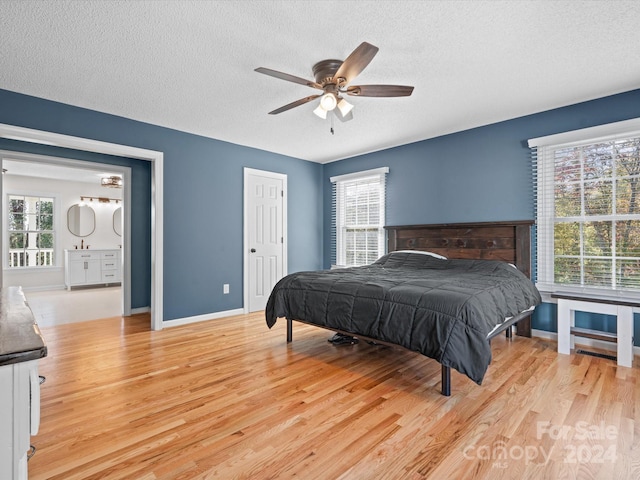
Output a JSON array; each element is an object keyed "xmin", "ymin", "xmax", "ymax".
[{"xmin": 394, "ymin": 250, "xmax": 447, "ymax": 260}]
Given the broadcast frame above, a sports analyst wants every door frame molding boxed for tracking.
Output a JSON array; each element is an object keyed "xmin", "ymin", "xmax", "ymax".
[
  {"xmin": 243, "ymin": 167, "xmax": 287, "ymax": 313},
  {"xmin": 0, "ymin": 123, "xmax": 164, "ymax": 330}
]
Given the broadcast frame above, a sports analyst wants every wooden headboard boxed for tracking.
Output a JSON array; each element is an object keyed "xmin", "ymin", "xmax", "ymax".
[{"xmin": 385, "ymin": 220, "xmax": 535, "ymax": 337}]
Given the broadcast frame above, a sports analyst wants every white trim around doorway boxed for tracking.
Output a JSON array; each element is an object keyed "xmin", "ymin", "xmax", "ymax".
[{"xmin": 0, "ymin": 123, "xmax": 164, "ymax": 330}]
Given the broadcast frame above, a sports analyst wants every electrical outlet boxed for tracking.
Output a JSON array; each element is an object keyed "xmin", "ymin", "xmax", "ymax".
[{"xmin": 223, "ymin": 284, "xmax": 229, "ymax": 294}]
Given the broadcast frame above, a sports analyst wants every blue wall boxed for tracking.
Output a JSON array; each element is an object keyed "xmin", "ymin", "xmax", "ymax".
[
  {"xmin": 322, "ymin": 88, "xmax": 640, "ymax": 343},
  {"xmin": 2, "ymin": 86, "xmax": 639, "ymax": 336},
  {"xmin": 0, "ymin": 89, "xmax": 323, "ymax": 321}
]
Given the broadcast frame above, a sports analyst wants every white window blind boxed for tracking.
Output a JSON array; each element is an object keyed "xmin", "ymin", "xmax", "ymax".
[
  {"xmin": 331, "ymin": 167, "xmax": 388, "ymax": 267},
  {"xmin": 530, "ymin": 118, "xmax": 640, "ymax": 298}
]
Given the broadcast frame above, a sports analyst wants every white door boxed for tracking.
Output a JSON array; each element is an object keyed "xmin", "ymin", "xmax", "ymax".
[{"xmin": 244, "ymin": 168, "xmax": 287, "ymax": 312}]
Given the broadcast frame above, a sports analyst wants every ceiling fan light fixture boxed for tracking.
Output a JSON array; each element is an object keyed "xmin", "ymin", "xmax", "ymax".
[
  {"xmin": 313, "ymin": 104, "xmax": 328, "ymax": 119},
  {"xmin": 337, "ymin": 98, "xmax": 354, "ymax": 116},
  {"xmin": 320, "ymin": 93, "xmax": 337, "ymax": 111},
  {"xmin": 101, "ymin": 175, "xmax": 123, "ymax": 188},
  {"xmin": 255, "ymin": 42, "xmax": 414, "ymax": 119}
]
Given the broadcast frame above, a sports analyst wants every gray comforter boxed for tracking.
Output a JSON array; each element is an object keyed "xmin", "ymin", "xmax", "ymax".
[{"xmin": 266, "ymin": 252, "xmax": 541, "ymax": 384}]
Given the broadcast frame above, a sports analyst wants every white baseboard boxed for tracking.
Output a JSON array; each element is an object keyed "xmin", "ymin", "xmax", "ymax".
[
  {"xmin": 532, "ymin": 328, "xmax": 640, "ymax": 357},
  {"xmin": 19, "ymin": 284, "xmax": 66, "ymax": 292},
  {"xmin": 131, "ymin": 306, "xmax": 150, "ymax": 315},
  {"xmin": 162, "ymin": 308, "xmax": 245, "ymax": 328}
]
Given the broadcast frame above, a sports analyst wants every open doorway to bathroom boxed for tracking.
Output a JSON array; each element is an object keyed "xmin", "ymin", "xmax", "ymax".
[{"xmin": 1, "ymin": 150, "xmax": 131, "ymax": 326}]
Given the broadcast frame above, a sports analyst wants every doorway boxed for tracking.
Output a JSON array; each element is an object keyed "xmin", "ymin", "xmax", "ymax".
[
  {"xmin": 243, "ymin": 168, "xmax": 287, "ymax": 313},
  {"xmin": 1, "ymin": 151, "xmax": 131, "ymax": 322},
  {"xmin": 0, "ymin": 122, "xmax": 163, "ymax": 330}
]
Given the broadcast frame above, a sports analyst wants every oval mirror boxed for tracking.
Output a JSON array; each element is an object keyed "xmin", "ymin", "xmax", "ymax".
[
  {"xmin": 67, "ymin": 204, "xmax": 95, "ymax": 237},
  {"xmin": 113, "ymin": 207, "xmax": 122, "ymax": 237}
]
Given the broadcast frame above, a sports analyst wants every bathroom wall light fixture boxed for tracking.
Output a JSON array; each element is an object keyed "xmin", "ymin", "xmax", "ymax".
[{"xmin": 80, "ymin": 196, "xmax": 120, "ymax": 204}]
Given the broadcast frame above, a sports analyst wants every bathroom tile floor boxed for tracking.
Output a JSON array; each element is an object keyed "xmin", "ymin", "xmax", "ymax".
[{"xmin": 25, "ymin": 286, "xmax": 123, "ymax": 327}]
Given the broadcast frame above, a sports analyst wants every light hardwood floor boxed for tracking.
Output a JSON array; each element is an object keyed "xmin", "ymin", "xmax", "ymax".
[{"xmin": 30, "ymin": 312, "xmax": 639, "ymax": 479}]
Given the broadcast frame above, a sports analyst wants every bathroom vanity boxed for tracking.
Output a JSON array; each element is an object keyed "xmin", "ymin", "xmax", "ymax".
[{"xmin": 64, "ymin": 249, "xmax": 121, "ymax": 290}]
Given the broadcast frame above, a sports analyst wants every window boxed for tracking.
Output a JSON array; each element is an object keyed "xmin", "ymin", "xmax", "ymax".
[
  {"xmin": 7, "ymin": 194, "xmax": 55, "ymax": 268},
  {"xmin": 331, "ymin": 167, "xmax": 388, "ymax": 267},
  {"xmin": 530, "ymin": 119, "xmax": 640, "ymax": 297}
]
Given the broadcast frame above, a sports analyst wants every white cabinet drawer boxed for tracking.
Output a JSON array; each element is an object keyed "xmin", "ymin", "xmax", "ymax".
[
  {"xmin": 101, "ymin": 251, "xmax": 119, "ymax": 260},
  {"xmin": 101, "ymin": 271, "xmax": 121, "ymax": 282},
  {"xmin": 67, "ymin": 251, "xmax": 101, "ymax": 261},
  {"xmin": 101, "ymin": 259, "xmax": 118, "ymax": 271}
]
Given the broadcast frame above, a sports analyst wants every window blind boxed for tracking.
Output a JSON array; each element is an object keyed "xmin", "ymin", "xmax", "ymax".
[
  {"xmin": 330, "ymin": 167, "xmax": 388, "ymax": 267},
  {"xmin": 530, "ymin": 119, "xmax": 640, "ymax": 296}
]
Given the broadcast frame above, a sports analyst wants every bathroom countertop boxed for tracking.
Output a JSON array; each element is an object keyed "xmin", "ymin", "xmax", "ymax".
[{"xmin": 0, "ymin": 286, "xmax": 47, "ymax": 366}]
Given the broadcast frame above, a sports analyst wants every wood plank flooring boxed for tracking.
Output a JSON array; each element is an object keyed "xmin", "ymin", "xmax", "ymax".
[{"xmin": 29, "ymin": 312, "xmax": 640, "ymax": 479}]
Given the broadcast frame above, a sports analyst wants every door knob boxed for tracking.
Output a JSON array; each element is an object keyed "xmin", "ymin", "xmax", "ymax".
[{"xmin": 250, "ymin": 248, "xmax": 256, "ymax": 253}]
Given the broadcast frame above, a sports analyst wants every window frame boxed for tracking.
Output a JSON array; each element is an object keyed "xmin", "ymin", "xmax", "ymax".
[
  {"xmin": 330, "ymin": 167, "xmax": 388, "ymax": 268},
  {"xmin": 5, "ymin": 192, "xmax": 57, "ymax": 269},
  {"xmin": 530, "ymin": 117, "xmax": 640, "ymax": 300}
]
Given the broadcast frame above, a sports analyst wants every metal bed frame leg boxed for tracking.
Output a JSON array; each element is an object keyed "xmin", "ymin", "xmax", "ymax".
[
  {"xmin": 441, "ymin": 365, "xmax": 451, "ymax": 396},
  {"xmin": 505, "ymin": 325, "xmax": 513, "ymax": 339},
  {"xmin": 288, "ymin": 317, "xmax": 454, "ymax": 396}
]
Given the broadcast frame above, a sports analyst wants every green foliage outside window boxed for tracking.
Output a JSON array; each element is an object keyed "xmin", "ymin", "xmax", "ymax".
[
  {"xmin": 7, "ymin": 195, "xmax": 55, "ymax": 267},
  {"xmin": 552, "ymin": 139, "xmax": 640, "ymax": 289}
]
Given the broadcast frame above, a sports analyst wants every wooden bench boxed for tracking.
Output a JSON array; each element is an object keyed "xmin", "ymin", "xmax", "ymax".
[{"xmin": 551, "ymin": 293, "xmax": 638, "ymax": 368}]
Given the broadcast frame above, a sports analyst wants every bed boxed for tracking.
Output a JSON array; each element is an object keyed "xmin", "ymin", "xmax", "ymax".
[{"xmin": 265, "ymin": 220, "xmax": 541, "ymax": 395}]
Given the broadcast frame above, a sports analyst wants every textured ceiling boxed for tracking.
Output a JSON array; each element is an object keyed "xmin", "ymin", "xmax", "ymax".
[{"xmin": 1, "ymin": 0, "xmax": 640, "ymax": 164}]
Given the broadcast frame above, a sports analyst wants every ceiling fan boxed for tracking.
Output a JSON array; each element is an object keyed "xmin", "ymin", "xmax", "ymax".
[{"xmin": 255, "ymin": 42, "xmax": 414, "ymax": 121}]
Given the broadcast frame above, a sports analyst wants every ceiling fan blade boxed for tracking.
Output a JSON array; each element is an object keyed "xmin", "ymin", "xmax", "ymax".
[
  {"xmin": 255, "ymin": 67, "xmax": 322, "ymax": 90},
  {"xmin": 345, "ymin": 85, "xmax": 414, "ymax": 97},
  {"xmin": 268, "ymin": 95, "xmax": 321, "ymax": 115},
  {"xmin": 332, "ymin": 42, "xmax": 379, "ymax": 85}
]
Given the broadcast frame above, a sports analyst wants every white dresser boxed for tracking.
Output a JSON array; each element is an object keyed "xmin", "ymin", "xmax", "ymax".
[
  {"xmin": 64, "ymin": 249, "xmax": 121, "ymax": 290},
  {"xmin": 0, "ymin": 287, "xmax": 46, "ymax": 480}
]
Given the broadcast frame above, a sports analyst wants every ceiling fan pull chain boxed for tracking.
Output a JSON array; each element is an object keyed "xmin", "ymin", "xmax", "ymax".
[{"xmin": 330, "ymin": 112, "xmax": 335, "ymax": 135}]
